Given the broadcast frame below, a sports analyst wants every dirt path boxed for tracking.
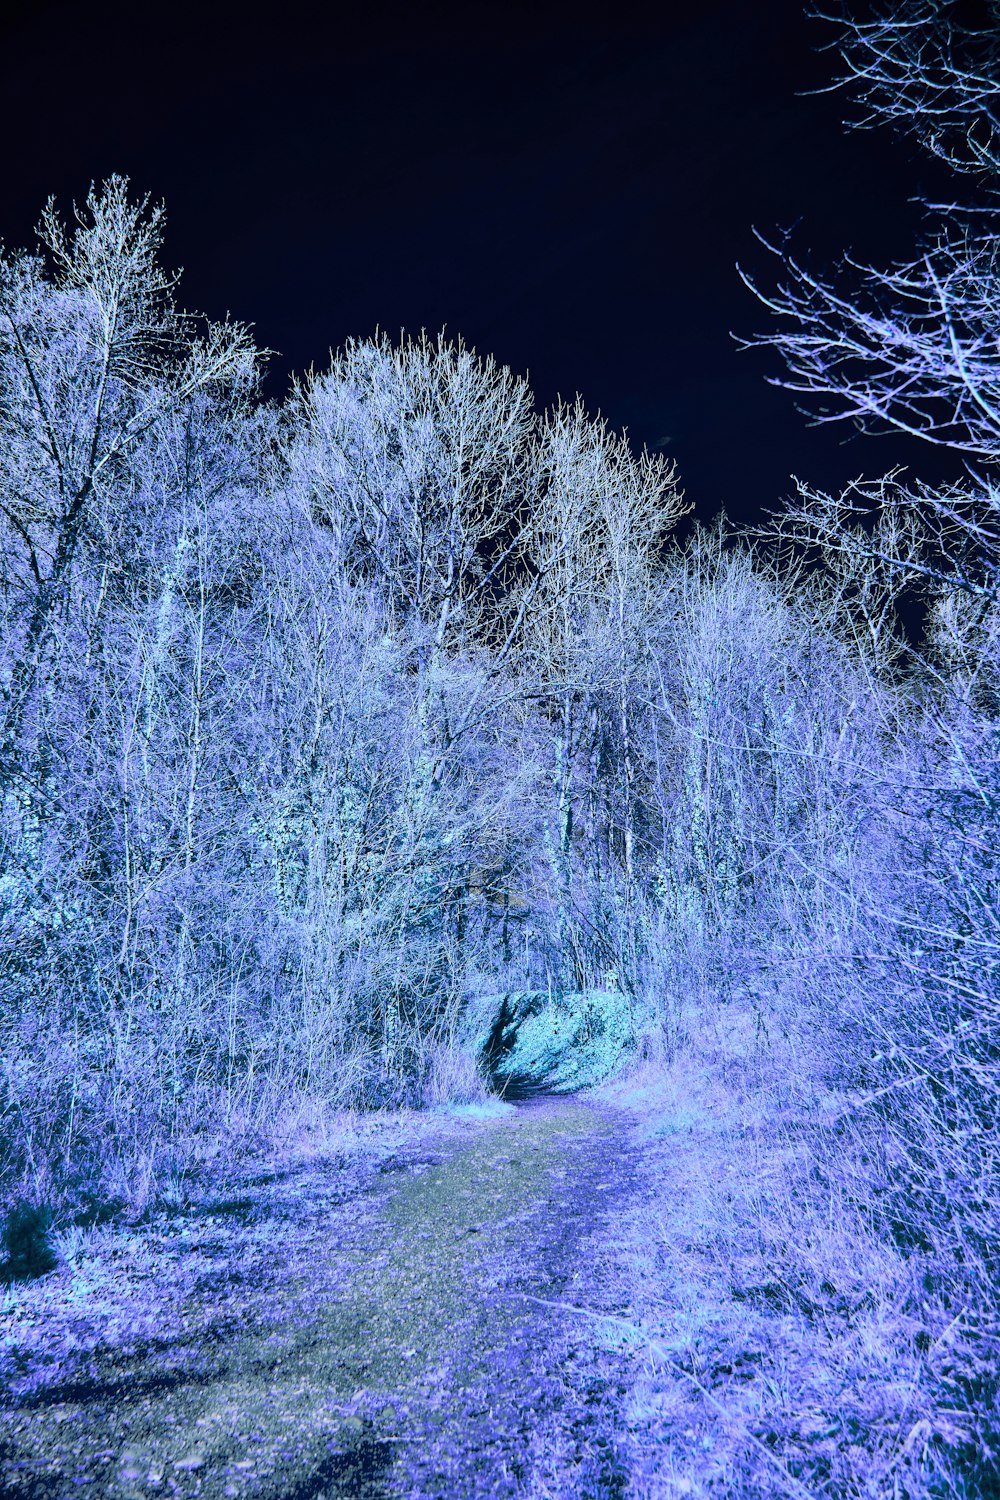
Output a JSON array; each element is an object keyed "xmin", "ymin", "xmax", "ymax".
[{"xmin": 1, "ymin": 1099, "xmax": 642, "ymax": 1499}]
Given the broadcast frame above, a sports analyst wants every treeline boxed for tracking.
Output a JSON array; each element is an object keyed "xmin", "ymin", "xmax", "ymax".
[
  {"xmin": 0, "ymin": 182, "xmax": 699, "ymax": 1204},
  {"xmin": 0, "ymin": 184, "xmax": 867, "ymax": 1173}
]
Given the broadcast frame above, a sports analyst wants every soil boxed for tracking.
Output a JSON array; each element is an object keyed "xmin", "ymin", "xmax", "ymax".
[{"xmin": 0, "ymin": 1098, "xmax": 643, "ymax": 1499}]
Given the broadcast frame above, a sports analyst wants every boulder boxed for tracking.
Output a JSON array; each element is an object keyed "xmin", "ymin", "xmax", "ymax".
[{"xmin": 464, "ymin": 989, "xmax": 635, "ymax": 1097}]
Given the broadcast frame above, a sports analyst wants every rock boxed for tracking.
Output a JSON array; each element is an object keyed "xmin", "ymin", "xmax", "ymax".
[
  {"xmin": 465, "ymin": 990, "xmax": 635, "ymax": 1097},
  {"xmin": 173, "ymin": 1453, "xmax": 205, "ymax": 1471}
]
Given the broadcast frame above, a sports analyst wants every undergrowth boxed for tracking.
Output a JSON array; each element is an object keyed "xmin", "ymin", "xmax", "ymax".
[{"xmin": 603, "ymin": 1001, "xmax": 999, "ymax": 1500}]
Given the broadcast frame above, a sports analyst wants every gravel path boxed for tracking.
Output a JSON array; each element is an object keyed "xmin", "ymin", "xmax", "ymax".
[{"xmin": 0, "ymin": 1098, "xmax": 642, "ymax": 1499}]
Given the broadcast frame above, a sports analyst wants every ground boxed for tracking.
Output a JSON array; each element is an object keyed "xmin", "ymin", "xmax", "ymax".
[
  {"xmin": 0, "ymin": 1098, "xmax": 643, "ymax": 1500},
  {"xmin": 2, "ymin": 1003, "xmax": 993, "ymax": 1499}
]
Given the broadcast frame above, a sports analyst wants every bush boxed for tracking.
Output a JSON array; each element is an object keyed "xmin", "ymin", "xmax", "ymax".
[
  {"xmin": 2, "ymin": 1199, "xmax": 57, "ymax": 1281},
  {"xmin": 476, "ymin": 989, "xmax": 636, "ymax": 1096}
]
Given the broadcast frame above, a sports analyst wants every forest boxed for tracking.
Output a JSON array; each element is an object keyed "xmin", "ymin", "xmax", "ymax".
[{"xmin": 1, "ymin": 4, "xmax": 998, "ymax": 1497}]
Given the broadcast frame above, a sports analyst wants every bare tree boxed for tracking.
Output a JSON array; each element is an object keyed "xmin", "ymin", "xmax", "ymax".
[
  {"xmin": 277, "ymin": 335, "xmax": 557, "ymax": 1070},
  {"xmin": 742, "ymin": 0, "xmax": 1000, "ymax": 1342},
  {"xmin": 286, "ymin": 333, "xmax": 538, "ymax": 776},
  {"xmin": 0, "ymin": 177, "xmax": 256, "ymax": 792},
  {"xmin": 523, "ymin": 400, "xmax": 684, "ymax": 990},
  {"xmin": 742, "ymin": 0, "xmax": 1000, "ymax": 714},
  {"xmin": 743, "ymin": 5, "xmax": 1000, "ymax": 470},
  {"xmin": 815, "ymin": 0, "xmax": 1000, "ymax": 180}
]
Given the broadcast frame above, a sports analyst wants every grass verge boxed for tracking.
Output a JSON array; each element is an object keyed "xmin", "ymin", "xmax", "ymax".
[{"xmin": 595, "ymin": 999, "xmax": 999, "ymax": 1500}]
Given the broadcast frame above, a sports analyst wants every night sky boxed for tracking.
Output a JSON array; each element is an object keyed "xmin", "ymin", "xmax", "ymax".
[{"xmin": 0, "ymin": 0, "xmax": 966, "ymax": 523}]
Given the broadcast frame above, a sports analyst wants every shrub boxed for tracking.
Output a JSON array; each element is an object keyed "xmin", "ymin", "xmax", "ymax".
[{"xmin": 2, "ymin": 1199, "xmax": 57, "ymax": 1280}]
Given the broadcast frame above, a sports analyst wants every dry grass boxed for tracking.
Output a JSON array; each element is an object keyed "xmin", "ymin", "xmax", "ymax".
[{"xmin": 596, "ymin": 999, "xmax": 998, "ymax": 1500}]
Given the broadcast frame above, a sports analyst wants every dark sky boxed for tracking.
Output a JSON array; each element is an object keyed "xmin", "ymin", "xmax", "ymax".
[{"xmin": 0, "ymin": 0, "xmax": 965, "ymax": 522}]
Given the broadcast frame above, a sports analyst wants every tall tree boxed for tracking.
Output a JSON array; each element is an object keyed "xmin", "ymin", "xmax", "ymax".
[{"xmin": 0, "ymin": 177, "xmax": 255, "ymax": 795}]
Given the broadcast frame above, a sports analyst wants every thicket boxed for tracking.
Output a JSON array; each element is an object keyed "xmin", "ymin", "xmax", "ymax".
[
  {"xmin": 0, "ymin": 182, "xmax": 698, "ymax": 1225},
  {"xmin": 0, "ymin": 179, "xmax": 883, "ymax": 1225},
  {"xmin": 733, "ymin": 3, "xmax": 1000, "ymax": 1486}
]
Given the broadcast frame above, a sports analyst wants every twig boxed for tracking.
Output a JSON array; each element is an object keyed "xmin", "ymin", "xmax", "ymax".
[{"xmin": 513, "ymin": 1292, "xmax": 821, "ymax": 1500}]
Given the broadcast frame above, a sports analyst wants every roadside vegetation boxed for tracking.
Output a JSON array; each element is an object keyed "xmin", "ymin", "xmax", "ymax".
[{"xmin": 1, "ymin": 3, "xmax": 997, "ymax": 1494}]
